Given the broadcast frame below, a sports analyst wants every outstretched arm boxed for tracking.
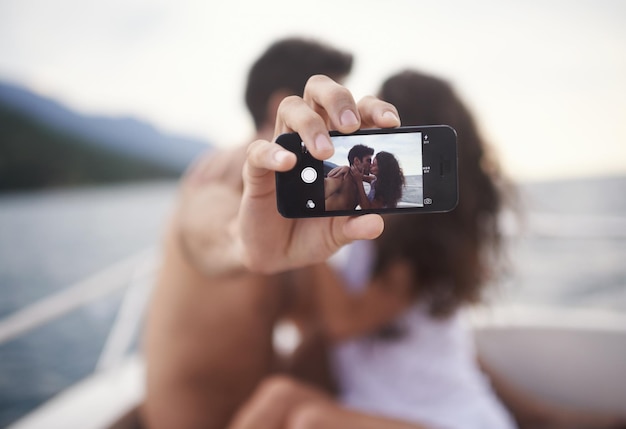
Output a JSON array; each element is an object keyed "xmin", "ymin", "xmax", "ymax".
[
  {"xmin": 142, "ymin": 146, "xmax": 292, "ymax": 429},
  {"xmin": 142, "ymin": 75, "xmax": 401, "ymax": 429}
]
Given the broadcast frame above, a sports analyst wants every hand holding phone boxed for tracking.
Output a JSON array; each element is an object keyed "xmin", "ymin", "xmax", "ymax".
[
  {"xmin": 275, "ymin": 125, "xmax": 458, "ymax": 218},
  {"xmin": 238, "ymin": 76, "xmax": 397, "ymax": 273}
]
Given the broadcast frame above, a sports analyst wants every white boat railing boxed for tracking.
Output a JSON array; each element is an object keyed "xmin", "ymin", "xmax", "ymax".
[
  {"xmin": 96, "ymin": 250, "xmax": 158, "ymax": 371},
  {"xmin": 0, "ymin": 247, "xmax": 158, "ymax": 366}
]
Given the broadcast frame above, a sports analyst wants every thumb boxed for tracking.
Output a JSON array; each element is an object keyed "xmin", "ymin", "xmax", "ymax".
[
  {"xmin": 337, "ymin": 214, "xmax": 385, "ymax": 244},
  {"xmin": 243, "ymin": 140, "xmax": 297, "ymax": 198}
]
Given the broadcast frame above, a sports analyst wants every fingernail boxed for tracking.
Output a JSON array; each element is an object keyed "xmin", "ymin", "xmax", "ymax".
[
  {"xmin": 273, "ymin": 149, "xmax": 292, "ymax": 165},
  {"xmin": 340, "ymin": 110, "xmax": 359, "ymax": 127},
  {"xmin": 314, "ymin": 134, "xmax": 333, "ymax": 152},
  {"xmin": 383, "ymin": 110, "xmax": 400, "ymax": 123}
]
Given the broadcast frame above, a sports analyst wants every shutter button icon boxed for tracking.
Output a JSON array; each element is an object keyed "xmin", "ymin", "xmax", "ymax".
[{"xmin": 301, "ymin": 167, "xmax": 317, "ymax": 184}]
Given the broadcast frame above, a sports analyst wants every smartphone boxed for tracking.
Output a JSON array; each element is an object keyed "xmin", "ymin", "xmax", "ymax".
[{"xmin": 275, "ymin": 125, "xmax": 458, "ymax": 218}]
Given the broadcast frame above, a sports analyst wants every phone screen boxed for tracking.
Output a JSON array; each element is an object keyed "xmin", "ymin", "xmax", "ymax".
[
  {"xmin": 325, "ymin": 131, "xmax": 423, "ymax": 211},
  {"xmin": 275, "ymin": 126, "xmax": 457, "ymax": 218}
]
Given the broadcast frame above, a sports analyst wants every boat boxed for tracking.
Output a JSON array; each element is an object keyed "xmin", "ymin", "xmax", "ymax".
[
  {"xmin": 5, "ymin": 254, "xmax": 626, "ymax": 429},
  {"xmin": 3, "ymin": 177, "xmax": 626, "ymax": 427},
  {"xmin": 7, "ymin": 302, "xmax": 626, "ymax": 428}
]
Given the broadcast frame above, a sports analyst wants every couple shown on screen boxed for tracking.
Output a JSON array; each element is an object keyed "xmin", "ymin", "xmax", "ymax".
[{"xmin": 324, "ymin": 144, "xmax": 405, "ymax": 211}]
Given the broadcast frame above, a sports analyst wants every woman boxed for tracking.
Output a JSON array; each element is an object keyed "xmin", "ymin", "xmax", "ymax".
[{"xmin": 350, "ymin": 151, "xmax": 405, "ymax": 209}]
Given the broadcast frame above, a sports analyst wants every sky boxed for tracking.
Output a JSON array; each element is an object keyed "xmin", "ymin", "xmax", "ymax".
[{"xmin": 1, "ymin": 0, "xmax": 625, "ymax": 182}]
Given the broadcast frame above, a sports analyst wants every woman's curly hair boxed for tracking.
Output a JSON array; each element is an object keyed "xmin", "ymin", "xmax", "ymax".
[
  {"xmin": 373, "ymin": 151, "xmax": 405, "ymax": 208},
  {"xmin": 374, "ymin": 70, "xmax": 517, "ymax": 318}
]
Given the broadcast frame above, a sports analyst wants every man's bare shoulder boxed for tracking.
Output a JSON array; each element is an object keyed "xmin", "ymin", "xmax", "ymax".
[
  {"xmin": 183, "ymin": 144, "xmax": 248, "ymax": 191},
  {"xmin": 324, "ymin": 175, "xmax": 358, "ymax": 211}
]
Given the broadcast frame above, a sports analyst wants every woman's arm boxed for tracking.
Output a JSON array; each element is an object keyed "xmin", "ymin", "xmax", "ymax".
[
  {"xmin": 350, "ymin": 166, "xmax": 371, "ymax": 209},
  {"xmin": 295, "ymin": 262, "xmax": 412, "ymax": 342},
  {"xmin": 351, "ymin": 167, "xmax": 383, "ymax": 210},
  {"xmin": 328, "ymin": 165, "xmax": 374, "ymax": 183},
  {"xmin": 327, "ymin": 165, "xmax": 350, "ymax": 178},
  {"xmin": 361, "ymin": 174, "xmax": 375, "ymax": 183}
]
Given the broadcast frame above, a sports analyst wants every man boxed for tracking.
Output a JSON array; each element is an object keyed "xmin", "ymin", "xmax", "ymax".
[
  {"xmin": 324, "ymin": 144, "xmax": 374, "ymax": 211},
  {"xmin": 140, "ymin": 37, "xmax": 401, "ymax": 429}
]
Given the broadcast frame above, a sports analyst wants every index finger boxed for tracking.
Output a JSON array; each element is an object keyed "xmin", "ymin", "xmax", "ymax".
[
  {"xmin": 243, "ymin": 139, "xmax": 297, "ymax": 199},
  {"xmin": 303, "ymin": 75, "xmax": 361, "ymax": 134},
  {"xmin": 273, "ymin": 76, "xmax": 361, "ymax": 161},
  {"xmin": 357, "ymin": 95, "xmax": 401, "ymax": 129},
  {"xmin": 274, "ymin": 95, "xmax": 335, "ymax": 161}
]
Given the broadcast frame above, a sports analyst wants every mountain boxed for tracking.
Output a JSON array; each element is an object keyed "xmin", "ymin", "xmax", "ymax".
[
  {"xmin": 0, "ymin": 104, "xmax": 185, "ymax": 190},
  {"xmin": 0, "ymin": 81, "xmax": 211, "ymax": 174}
]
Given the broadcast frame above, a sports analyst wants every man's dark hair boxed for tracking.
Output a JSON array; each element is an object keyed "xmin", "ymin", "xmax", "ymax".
[
  {"xmin": 245, "ymin": 37, "xmax": 353, "ymax": 129},
  {"xmin": 347, "ymin": 144, "xmax": 374, "ymax": 166}
]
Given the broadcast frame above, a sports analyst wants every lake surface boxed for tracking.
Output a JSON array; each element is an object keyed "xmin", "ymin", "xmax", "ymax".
[
  {"xmin": 498, "ymin": 176, "xmax": 626, "ymax": 312},
  {"xmin": 0, "ymin": 181, "xmax": 178, "ymax": 426},
  {"xmin": 1, "ymin": 176, "xmax": 625, "ymax": 426}
]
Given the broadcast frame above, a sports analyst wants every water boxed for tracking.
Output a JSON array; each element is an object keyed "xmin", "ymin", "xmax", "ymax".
[
  {"xmin": 0, "ymin": 181, "xmax": 178, "ymax": 317},
  {"xmin": 400, "ymin": 175, "xmax": 423, "ymax": 206},
  {"xmin": 362, "ymin": 175, "xmax": 423, "ymax": 207},
  {"xmin": 0, "ymin": 180, "xmax": 178, "ymax": 426},
  {"xmin": 500, "ymin": 237, "xmax": 626, "ymax": 312},
  {"xmin": 0, "ymin": 176, "xmax": 625, "ymax": 426}
]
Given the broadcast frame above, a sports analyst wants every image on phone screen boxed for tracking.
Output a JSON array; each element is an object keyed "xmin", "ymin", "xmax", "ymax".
[
  {"xmin": 275, "ymin": 125, "xmax": 457, "ymax": 218},
  {"xmin": 324, "ymin": 132, "xmax": 423, "ymax": 211}
]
